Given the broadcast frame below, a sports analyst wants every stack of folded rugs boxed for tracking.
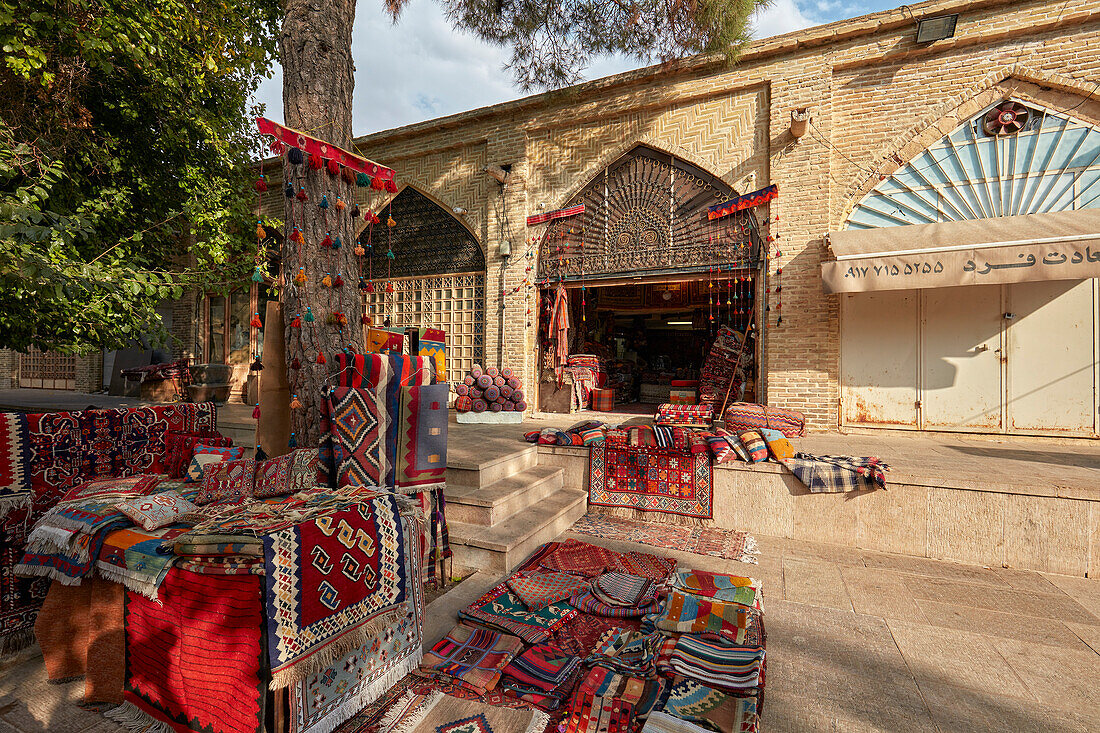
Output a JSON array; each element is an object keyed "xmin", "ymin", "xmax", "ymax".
[
  {"xmin": 391, "ymin": 538, "xmax": 764, "ymax": 733},
  {"xmin": 454, "ymin": 363, "xmax": 527, "ymax": 413}
]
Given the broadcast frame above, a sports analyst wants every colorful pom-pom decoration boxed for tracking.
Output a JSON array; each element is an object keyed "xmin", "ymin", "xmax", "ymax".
[
  {"xmin": 251, "ymin": 266, "xmax": 264, "ymax": 283},
  {"xmin": 252, "ymin": 405, "xmax": 261, "ymax": 419},
  {"xmin": 254, "ymin": 176, "xmax": 267, "ymax": 193},
  {"xmin": 290, "ymin": 394, "xmax": 303, "ymax": 410},
  {"xmin": 385, "ymin": 180, "xmax": 398, "ymax": 194},
  {"xmin": 284, "ymin": 182, "xmax": 295, "ymax": 198},
  {"xmin": 288, "ymin": 432, "xmax": 298, "ymax": 448},
  {"xmin": 256, "ymin": 222, "xmax": 266, "ymax": 239},
  {"xmin": 370, "ymin": 176, "xmax": 385, "ymax": 191},
  {"xmin": 350, "ymin": 205, "xmax": 360, "ymax": 219},
  {"xmin": 294, "ymin": 267, "xmax": 307, "ymax": 284},
  {"xmin": 353, "ymin": 244, "xmax": 365, "ymax": 256},
  {"xmin": 335, "ymin": 196, "xmax": 346, "ymax": 211},
  {"xmin": 321, "ymin": 233, "xmax": 333, "ymax": 247},
  {"xmin": 333, "ymin": 273, "xmax": 344, "ymax": 287},
  {"xmin": 356, "ymin": 172, "xmax": 371, "ymax": 187},
  {"xmin": 304, "ymin": 306, "xmax": 315, "ymax": 322},
  {"xmin": 287, "ymin": 147, "xmax": 304, "ymax": 165},
  {"xmin": 326, "ymin": 158, "xmax": 339, "ymax": 175},
  {"xmin": 308, "ymin": 153, "xmax": 322, "ymax": 170},
  {"xmin": 290, "ymin": 314, "xmax": 302, "ymax": 328},
  {"xmin": 332, "ymin": 235, "xmax": 341, "ymax": 250},
  {"xmin": 387, "ymin": 216, "xmax": 396, "ymax": 228},
  {"xmin": 321, "ymin": 273, "xmax": 333, "ymax": 287},
  {"xmin": 296, "ymin": 185, "xmax": 308, "ymax": 202},
  {"xmin": 361, "ymin": 314, "xmax": 372, "ymax": 325},
  {"xmin": 249, "ymin": 312, "xmax": 262, "ymax": 328},
  {"xmin": 319, "ymin": 194, "xmax": 329, "ymax": 209},
  {"xmin": 290, "ymin": 357, "xmax": 301, "ymax": 369}
]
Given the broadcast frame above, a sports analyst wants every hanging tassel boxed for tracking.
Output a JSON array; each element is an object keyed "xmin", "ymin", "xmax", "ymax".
[
  {"xmin": 332, "ymin": 235, "xmax": 341, "ymax": 250},
  {"xmin": 356, "ymin": 172, "xmax": 371, "ymax": 187},
  {"xmin": 335, "ymin": 196, "xmax": 346, "ymax": 211},
  {"xmin": 250, "ymin": 312, "xmax": 262, "ymax": 328},
  {"xmin": 288, "ymin": 432, "xmax": 298, "ymax": 448},
  {"xmin": 251, "ymin": 266, "xmax": 264, "ymax": 283},
  {"xmin": 383, "ymin": 317, "xmax": 391, "ymax": 327},
  {"xmin": 385, "ymin": 281, "xmax": 394, "ymax": 293},
  {"xmin": 284, "ymin": 182, "xmax": 295, "ymax": 198},
  {"xmin": 290, "ymin": 313, "xmax": 302, "ymax": 328},
  {"xmin": 290, "ymin": 357, "xmax": 301, "ymax": 369},
  {"xmin": 294, "ymin": 267, "xmax": 307, "ymax": 285},
  {"xmin": 353, "ymin": 244, "xmax": 365, "ymax": 256},
  {"xmin": 385, "ymin": 180, "xmax": 398, "ymax": 194},
  {"xmin": 296, "ymin": 185, "xmax": 308, "ymax": 202},
  {"xmin": 321, "ymin": 233, "xmax": 333, "ymax": 248},
  {"xmin": 365, "ymin": 281, "xmax": 375, "ymax": 293},
  {"xmin": 370, "ymin": 213, "xmax": 380, "ymax": 225},
  {"xmin": 250, "ymin": 356, "xmax": 263, "ymax": 371},
  {"xmin": 370, "ymin": 176, "xmax": 385, "ymax": 191},
  {"xmin": 252, "ymin": 405, "xmax": 261, "ymax": 419},
  {"xmin": 287, "ymin": 147, "xmax": 304, "ymax": 165},
  {"xmin": 387, "ymin": 216, "xmax": 396, "ymax": 228},
  {"xmin": 308, "ymin": 153, "xmax": 322, "ymax": 171},
  {"xmin": 358, "ymin": 277, "xmax": 367, "ymax": 290},
  {"xmin": 325, "ymin": 313, "xmax": 337, "ymax": 325},
  {"xmin": 341, "ymin": 167, "xmax": 356, "ymax": 185},
  {"xmin": 316, "ymin": 351, "xmax": 326, "ymax": 365},
  {"xmin": 255, "ymin": 444, "xmax": 267, "ymax": 461},
  {"xmin": 385, "ymin": 249, "xmax": 395, "ymax": 260},
  {"xmin": 350, "ymin": 205, "xmax": 360, "ymax": 219},
  {"xmin": 291, "ymin": 227, "xmax": 304, "ymax": 245},
  {"xmin": 254, "ymin": 176, "xmax": 267, "ymax": 193},
  {"xmin": 256, "ymin": 222, "xmax": 266, "ymax": 239},
  {"xmin": 290, "ymin": 394, "xmax": 303, "ymax": 410},
  {"xmin": 336, "ymin": 312, "xmax": 348, "ymax": 327},
  {"xmin": 326, "ymin": 158, "xmax": 339, "ymax": 175},
  {"xmin": 333, "ymin": 273, "xmax": 344, "ymax": 287},
  {"xmin": 304, "ymin": 306, "xmax": 315, "ymax": 322},
  {"xmin": 361, "ymin": 314, "xmax": 372, "ymax": 325},
  {"xmin": 319, "ymin": 194, "xmax": 329, "ymax": 210},
  {"xmin": 321, "ymin": 273, "xmax": 332, "ymax": 287}
]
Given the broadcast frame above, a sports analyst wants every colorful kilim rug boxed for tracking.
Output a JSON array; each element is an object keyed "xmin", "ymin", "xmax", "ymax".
[
  {"xmin": 108, "ymin": 567, "xmax": 265, "ymax": 733},
  {"xmin": 654, "ymin": 634, "xmax": 765, "ymax": 692},
  {"xmin": 569, "ymin": 514, "xmax": 758, "ymax": 564},
  {"xmin": 506, "ymin": 571, "xmax": 591, "ymax": 611},
  {"xmin": 641, "ymin": 711, "xmax": 711, "ymax": 733},
  {"xmin": 588, "ymin": 443, "xmax": 712, "ymax": 520},
  {"xmin": 657, "ymin": 676, "xmax": 759, "ymax": 733},
  {"xmin": 0, "ymin": 541, "xmax": 48, "ymax": 653},
  {"xmin": 563, "ymin": 665, "xmax": 664, "ymax": 733},
  {"xmin": 500, "ymin": 642, "xmax": 581, "ymax": 711},
  {"xmin": 420, "ymin": 624, "xmax": 525, "ymax": 695},
  {"xmin": 536, "ymin": 538, "xmax": 621, "ymax": 577},
  {"xmin": 670, "ymin": 571, "xmax": 761, "ymax": 609},
  {"xmin": 0, "ymin": 412, "xmax": 32, "ymax": 524},
  {"xmin": 587, "ymin": 629, "xmax": 662, "ymax": 678},
  {"xmin": 458, "ymin": 579, "xmax": 578, "ymax": 645},
  {"xmin": 264, "ymin": 494, "xmax": 409, "ymax": 688},
  {"xmin": 551, "ymin": 613, "xmax": 640, "ymax": 658},
  {"xmin": 569, "ymin": 591, "xmax": 659, "ymax": 619},
  {"xmin": 646, "ymin": 590, "xmax": 754, "ymax": 645},
  {"xmin": 96, "ymin": 522, "xmax": 190, "ymax": 599},
  {"xmin": 395, "ymin": 384, "xmax": 448, "ymax": 493},
  {"xmin": 291, "ymin": 511, "xmax": 425, "ymax": 733},
  {"xmin": 379, "ymin": 691, "xmax": 550, "ymax": 733},
  {"xmin": 592, "ymin": 572, "xmax": 660, "ymax": 608},
  {"xmin": 329, "ymin": 387, "xmax": 387, "ymax": 489}
]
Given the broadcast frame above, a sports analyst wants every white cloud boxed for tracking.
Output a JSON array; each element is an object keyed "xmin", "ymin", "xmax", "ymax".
[{"xmin": 751, "ymin": 0, "xmax": 816, "ymax": 39}]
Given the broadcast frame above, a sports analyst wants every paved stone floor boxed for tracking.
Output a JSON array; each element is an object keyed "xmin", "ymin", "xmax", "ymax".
[{"xmin": 2, "ymin": 531, "xmax": 1099, "ymax": 732}]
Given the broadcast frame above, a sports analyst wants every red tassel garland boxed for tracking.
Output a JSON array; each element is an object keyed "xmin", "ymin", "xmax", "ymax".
[
  {"xmin": 249, "ymin": 312, "xmax": 262, "ymax": 328},
  {"xmin": 290, "ymin": 314, "xmax": 302, "ymax": 328},
  {"xmin": 296, "ymin": 186, "xmax": 308, "ymax": 202},
  {"xmin": 370, "ymin": 176, "xmax": 385, "ymax": 191},
  {"xmin": 333, "ymin": 273, "xmax": 344, "ymax": 287},
  {"xmin": 316, "ymin": 351, "xmax": 326, "ymax": 364},
  {"xmin": 252, "ymin": 405, "xmax": 261, "ymax": 419},
  {"xmin": 321, "ymin": 233, "xmax": 333, "ymax": 248},
  {"xmin": 254, "ymin": 177, "xmax": 267, "ymax": 192},
  {"xmin": 308, "ymin": 154, "xmax": 322, "ymax": 170},
  {"xmin": 326, "ymin": 158, "xmax": 339, "ymax": 175},
  {"xmin": 384, "ymin": 180, "xmax": 398, "ymax": 193}
]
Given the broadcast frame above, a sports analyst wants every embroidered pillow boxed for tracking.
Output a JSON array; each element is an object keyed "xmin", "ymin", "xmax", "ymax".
[
  {"xmin": 163, "ymin": 431, "xmax": 232, "ymax": 479},
  {"xmin": 194, "ymin": 444, "xmax": 245, "ymax": 461},
  {"xmin": 506, "ymin": 571, "xmax": 591, "ymax": 610},
  {"xmin": 117, "ymin": 490, "xmax": 198, "ymax": 530},
  {"xmin": 737, "ymin": 430, "xmax": 768, "ymax": 463},
  {"xmin": 716, "ymin": 429, "xmax": 751, "ymax": 462},
  {"xmin": 578, "ymin": 427, "xmax": 605, "ymax": 445},
  {"xmin": 704, "ymin": 432, "xmax": 737, "ymax": 464},
  {"xmin": 184, "ymin": 453, "xmax": 229, "ymax": 483},
  {"xmin": 253, "ymin": 449, "xmax": 319, "ymax": 498},
  {"xmin": 196, "ymin": 458, "xmax": 256, "ymax": 505},
  {"xmin": 761, "ymin": 428, "xmax": 795, "ymax": 461}
]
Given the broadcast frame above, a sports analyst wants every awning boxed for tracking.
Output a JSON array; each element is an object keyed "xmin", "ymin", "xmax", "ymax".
[{"xmin": 821, "ymin": 209, "xmax": 1100, "ymax": 293}]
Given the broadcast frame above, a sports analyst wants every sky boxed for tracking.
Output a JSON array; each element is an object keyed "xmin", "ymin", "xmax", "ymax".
[{"xmin": 252, "ymin": 0, "xmax": 902, "ymax": 137}]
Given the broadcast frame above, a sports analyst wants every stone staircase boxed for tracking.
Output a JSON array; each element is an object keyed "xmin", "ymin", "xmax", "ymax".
[{"xmin": 446, "ymin": 444, "xmax": 586, "ymax": 572}]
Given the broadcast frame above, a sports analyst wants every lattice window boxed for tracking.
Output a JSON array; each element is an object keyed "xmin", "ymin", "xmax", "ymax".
[
  {"xmin": 364, "ymin": 273, "xmax": 485, "ymax": 377},
  {"xmin": 19, "ymin": 348, "xmax": 76, "ymax": 389}
]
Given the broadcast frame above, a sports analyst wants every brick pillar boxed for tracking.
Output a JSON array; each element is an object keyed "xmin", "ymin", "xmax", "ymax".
[
  {"xmin": 0, "ymin": 349, "xmax": 17, "ymax": 389},
  {"xmin": 75, "ymin": 351, "xmax": 104, "ymax": 392}
]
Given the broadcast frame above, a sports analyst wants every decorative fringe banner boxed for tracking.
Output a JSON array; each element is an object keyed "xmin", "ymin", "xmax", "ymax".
[{"xmin": 707, "ymin": 184, "xmax": 779, "ymax": 220}]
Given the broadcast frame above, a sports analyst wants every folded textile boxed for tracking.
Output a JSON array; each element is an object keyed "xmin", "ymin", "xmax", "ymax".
[
  {"xmin": 613, "ymin": 551, "xmax": 678, "ymax": 581},
  {"xmin": 507, "ymin": 570, "xmax": 591, "ymax": 610},
  {"xmin": 96, "ymin": 523, "xmax": 189, "ymax": 599},
  {"xmin": 588, "ymin": 628, "xmax": 663, "ymax": 677},
  {"xmin": 538, "ymin": 538, "xmax": 621, "ymax": 577},
  {"xmin": 592, "ymin": 571, "xmax": 662, "ymax": 608},
  {"xmin": 381, "ymin": 691, "xmax": 549, "ymax": 733},
  {"xmin": 570, "ymin": 590, "xmax": 660, "ymax": 618},
  {"xmin": 646, "ymin": 589, "xmax": 754, "ymax": 644},
  {"xmin": 723, "ymin": 402, "xmax": 805, "ymax": 438},
  {"xmin": 782, "ymin": 453, "xmax": 889, "ymax": 492},
  {"xmin": 564, "ymin": 665, "xmax": 664, "ymax": 733},
  {"xmin": 655, "ymin": 404, "xmax": 713, "ymax": 428},
  {"xmin": 420, "ymin": 623, "xmax": 524, "ymax": 695},
  {"xmin": 551, "ymin": 612, "xmax": 638, "ymax": 658},
  {"xmin": 670, "ymin": 570, "xmax": 761, "ymax": 610},
  {"xmin": 655, "ymin": 635, "xmax": 765, "ymax": 692},
  {"xmin": 171, "ymin": 535, "xmax": 264, "ymax": 557},
  {"xmin": 657, "ymin": 676, "xmax": 759, "ymax": 733},
  {"xmin": 175, "ymin": 555, "xmax": 265, "ymax": 575},
  {"xmin": 459, "ymin": 580, "xmax": 577, "ymax": 645},
  {"xmin": 642, "ymin": 711, "xmax": 712, "ymax": 733},
  {"xmin": 500, "ymin": 641, "xmax": 581, "ymax": 710}
]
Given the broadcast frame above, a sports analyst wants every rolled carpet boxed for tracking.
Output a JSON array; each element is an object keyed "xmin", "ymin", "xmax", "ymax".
[
  {"xmin": 472, "ymin": 399, "xmax": 488, "ymax": 413},
  {"xmin": 470, "ymin": 387, "xmax": 483, "ymax": 400},
  {"xmin": 503, "ymin": 401, "xmax": 516, "ymax": 411},
  {"xmin": 487, "ymin": 366, "xmax": 499, "ymax": 378},
  {"xmin": 512, "ymin": 389, "xmax": 525, "ymax": 403},
  {"xmin": 515, "ymin": 401, "xmax": 527, "ymax": 411},
  {"xmin": 455, "ymin": 396, "xmax": 473, "ymax": 412},
  {"xmin": 489, "ymin": 402, "xmax": 503, "ymax": 412},
  {"xmin": 506, "ymin": 377, "xmax": 521, "ymax": 390},
  {"xmin": 463, "ymin": 375, "xmax": 475, "ymax": 386},
  {"xmin": 501, "ymin": 385, "xmax": 514, "ymax": 399},
  {"xmin": 470, "ymin": 364, "xmax": 484, "ymax": 379},
  {"xmin": 494, "ymin": 376, "xmax": 506, "ymax": 387},
  {"xmin": 455, "ymin": 384, "xmax": 469, "ymax": 396},
  {"xmin": 501, "ymin": 367, "xmax": 513, "ymax": 379},
  {"xmin": 476, "ymin": 375, "xmax": 493, "ymax": 389},
  {"xmin": 484, "ymin": 385, "xmax": 500, "ymax": 402}
]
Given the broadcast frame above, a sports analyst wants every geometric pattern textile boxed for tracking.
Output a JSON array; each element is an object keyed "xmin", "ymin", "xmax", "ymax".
[
  {"xmin": 253, "ymin": 449, "xmax": 320, "ymax": 499},
  {"xmin": 500, "ymin": 642, "xmax": 581, "ymax": 711},
  {"xmin": 781, "ymin": 453, "xmax": 889, "ymax": 493},
  {"xmin": 115, "ymin": 568, "xmax": 265, "ymax": 733},
  {"xmin": 568, "ymin": 513, "xmax": 758, "ymax": 565},
  {"xmin": 395, "ymin": 384, "xmax": 449, "ymax": 493},
  {"xmin": 458, "ymin": 579, "xmax": 578, "ymax": 645},
  {"xmin": 563, "ymin": 665, "xmax": 662, "ymax": 733},
  {"xmin": 647, "ymin": 590, "xmax": 754, "ymax": 645},
  {"xmin": 0, "ymin": 412, "xmax": 32, "ymax": 523},
  {"xmin": 0, "ymin": 541, "xmax": 48, "ymax": 654},
  {"xmin": 641, "ymin": 711, "xmax": 712, "ymax": 733},
  {"xmin": 196, "ymin": 457, "xmax": 256, "ymax": 505},
  {"xmin": 589, "ymin": 443, "xmax": 713, "ymax": 520},
  {"xmin": 592, "ymin": 572, "xmax": 661, "ymax": 608},
  {"xmin": 420, "ymin": 624, "xmax": 525, "ymax": 695},
  {"xmin": 289, "ymin": 511, "xmax": 425, "ymax": 733},
  {"xmin": 328, "ymin": 387, "xmax": 385, "ymax": 489},
  {"xmin": 654, "ymin": 634, "xmax": 765, "ymax": 692},
  {"xmin": 506, "ymin": 571, "xmax": 591, "ymax": 611},
  {"xmin": 536, "ymin": 538, "xmax": 621, "ymax": 578},
  {"xmin": 116, "ymin": 490, "xmax": 198, "ymax": 530},
  {"xmin": 382, "ymin": 691, "xmax": 549, "ymax": 733},
  {"xmin": 97, "ymin": 521, "xmax": 190, "ymax": 600},
  {"xmin": 263, "ymin": 494, "xmax": 408, "ymax": 687},
  {"xmin": 670, "ymin": 571, "xmax": 761, "ymax": 609},
  {"xmin": 658, "ymin": 676, "xmax": 759, "ymax": 733}
]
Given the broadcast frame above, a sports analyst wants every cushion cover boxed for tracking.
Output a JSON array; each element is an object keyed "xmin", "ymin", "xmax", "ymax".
[
  {"xmin": 196, "ymin": 458, "xmax": 256, "ymax": 504},
  {"xmin": 253, "ymin": 449, "xmax": 319, "ymax": 498},
  {"xmin": 117, "ymin": 490, "xmax": 198, "ymax": 530},
  {"xmin": 184, "ymin": 453, "xmax": 228, "ymax": 483}
]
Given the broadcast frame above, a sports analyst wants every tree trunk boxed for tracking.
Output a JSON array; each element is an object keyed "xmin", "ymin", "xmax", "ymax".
[{"xmin": 279, "ymin": 0, "xmax": 361, "ymax": 447}]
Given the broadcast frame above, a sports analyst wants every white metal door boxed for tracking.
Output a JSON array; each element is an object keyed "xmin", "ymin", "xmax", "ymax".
[
  {"xmin": 840, "ymin": 290, "xmax": 918, "ymax": 427},
  {"xmin": 920, "ymin": 285, "xmax": 1003, "ymax": 430},
  {"xmin": 1005, "ymin": 280, "xmax": 1097, "ymax": 435}
]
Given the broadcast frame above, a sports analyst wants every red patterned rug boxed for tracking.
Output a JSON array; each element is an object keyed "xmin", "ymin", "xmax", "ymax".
[
  {"xmin": 568, "ymin": 514, "xmax": 758, "ymax": 564},
  {"xmin": 588, "ymin": 444, "xmax": 712, "ymax": 521}
]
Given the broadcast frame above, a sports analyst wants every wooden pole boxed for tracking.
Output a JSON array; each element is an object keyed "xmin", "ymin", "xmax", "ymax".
[{"xmin": 719, "ymin": 317, "xmax": 755, "ymax": 420}]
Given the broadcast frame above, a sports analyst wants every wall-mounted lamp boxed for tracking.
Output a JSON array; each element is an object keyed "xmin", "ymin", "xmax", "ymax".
[
  {"xmin": 790, "ymin": 108, "xmax": 811, "ymax": 139},
  {"xmin": 915, "ymin": 14, "xmax": 958, "ymax": 43},
  {"xmin": 498, "ymin": 240, "xmax": 512, "ymax": 258}
]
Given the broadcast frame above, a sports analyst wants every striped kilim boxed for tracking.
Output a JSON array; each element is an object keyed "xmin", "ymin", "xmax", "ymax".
[
  {"xmin": 564, "ymin": 665, "xmax": 664, "ymax": 733},
  {"xmin": 569, "ymin": 590, "xmax": 659, "ymax": 619},
  {"xmin": 647, "ymin": 590, "xmax": 754, "ymax": 644},
  {"xmin": 459, "ymin": 579, "xmax": 577, "ymax": 644},
  {"xmin": 420, "ymin": 623, "xmax": 524, "ymax": 695},
  {"xmin": 592, "ymin": 572, "xmax": 661, "ymax": 608},
  {"xmin": 655, "ymin": 634, "xmax": 764, "ymax": 692},
  {"xmin": 506, "ymin": 571, "xmax": 591, "ymax": 610},
  {"xmin": 500, "ymin": 642, "xmax": 581, "ymax": 710}
]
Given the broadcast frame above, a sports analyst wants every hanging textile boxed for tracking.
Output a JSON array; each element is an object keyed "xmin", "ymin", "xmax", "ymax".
[{"xmin": 550, "ymin": 283, "xmax": 571, "ymax": 386}]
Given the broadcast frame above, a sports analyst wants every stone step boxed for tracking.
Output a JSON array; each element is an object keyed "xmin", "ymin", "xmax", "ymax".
[
  {"xmin": 446, "ymin": 465, "xmax": 564, "ymax": 526},
  {"xmin": 446, "ymin": 444, "xmax": 537, "ymax": 488},
  {"xmin": 447, "ymin": 488, "xmax": 587, "ymax": 573},
  {"xmin": 218, "ymin": 419, "xmax": 256, "ymax": 449}
]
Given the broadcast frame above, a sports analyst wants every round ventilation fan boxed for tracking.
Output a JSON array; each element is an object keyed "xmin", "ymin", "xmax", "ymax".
[{"xmin": 983, "ymin": 101, "xmax": 1030, "ymax": 136}]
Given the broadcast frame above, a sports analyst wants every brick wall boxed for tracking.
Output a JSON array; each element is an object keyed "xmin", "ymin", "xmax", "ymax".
[
  {"xmin": 0, "ymin": 349, "xmax": 16, "ymax": 389},
  {"xmin": 244, "ymin": 0, "xmax": 1100, "ymax": 430}
]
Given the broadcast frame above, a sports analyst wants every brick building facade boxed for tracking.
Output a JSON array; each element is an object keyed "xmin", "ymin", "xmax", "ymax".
[{"xmin": 8, "ymin": 0, "xmax": 1099, "ymax": 432}]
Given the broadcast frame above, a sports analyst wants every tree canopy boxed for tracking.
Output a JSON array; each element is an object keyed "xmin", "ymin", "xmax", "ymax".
[{"xmin": 0, "ymin": 0, "xmax": 281, "ymax": 353}]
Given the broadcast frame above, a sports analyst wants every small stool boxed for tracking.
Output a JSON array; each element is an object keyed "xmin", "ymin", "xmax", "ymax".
[{"xmin": 590, "ymin": 387, "xmax": 615, "ymax": 412}]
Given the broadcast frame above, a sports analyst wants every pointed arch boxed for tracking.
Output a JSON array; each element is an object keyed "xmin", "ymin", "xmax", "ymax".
[
  {"xmin": 537, "ymin": 145, "xmax": 760, "ymax": 282},
  {"xmin": 846, "ymin": 97, "xmax": 1100, "ymax": 230}
]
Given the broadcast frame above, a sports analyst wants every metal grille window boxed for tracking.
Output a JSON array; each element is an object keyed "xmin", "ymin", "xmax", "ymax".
[
  {"xmin": 364, "ymin": 273, "xmax": 485, "ymax": 376},
  {"xmin": 19, "ymin": 348, "xmax": 76, "ymax": 389}
]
